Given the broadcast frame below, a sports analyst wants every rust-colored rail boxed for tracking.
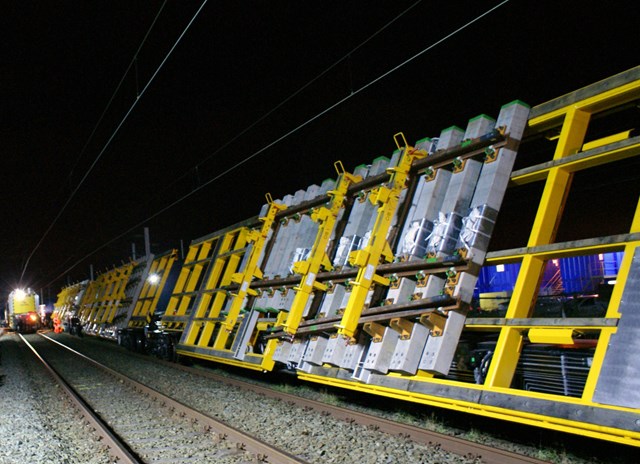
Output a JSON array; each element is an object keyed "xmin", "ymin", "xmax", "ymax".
[
  {"xmin": 37, "ymin": 333, "xmax": 307, "ymax": 464},
  {"xmin": 160, "ymin": 358, "xmax": 550, "ymax": 464},
  {"xmin": 19, "ymin": 334, "xmax": 142, "ymax": 464}
]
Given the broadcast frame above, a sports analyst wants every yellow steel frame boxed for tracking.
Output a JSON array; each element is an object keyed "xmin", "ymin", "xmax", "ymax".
[
  {"xmin": 78, "ymin": 280, "xmax": 99, "ymax": 321},
  {"xmin": 175, "ymin": 197, "xmax": 287, "ymax": 371},
  {"xmin": 297, "ymin": 370, "xmax": 638, "ymax": 446},
  {"xmin": 86, "ymin": 263, "xmax": 135, "ymax": 326},
  {"xmin": 296, "ymin": 74, "xmax": 640, "ymax": 446},
  {"xmin": 182, "ymin": 227, "xmax": 250, "ymax": 346},
  {"xmin": 162, "ymin": 237, "xmax": 217, "ymax": 331},
  {"xmin": 53, "ymin": 281, "xmax": 87, "ymax": 322},
  {"xmin": 213, "ymin": 198, "xmax": 286, "ymax": 349},
  {"xmin": 336, "ymin": 134, "xmax": 427, "ymax": 339},
  {"xmin": 282, "ymin": 162, "xmax": 362, "ymax": 335},
  {"xmin": 128, "ymin": 250, "xmax": 178, "ymax": 328}
]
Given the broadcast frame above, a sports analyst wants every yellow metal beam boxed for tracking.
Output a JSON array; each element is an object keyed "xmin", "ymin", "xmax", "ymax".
[
  {"xmin": 485, "ymin": 107, "xmax": 592, "ymax": 388},
  {"xmin": 283, "ymin": 162, "xmax": 362, "ymax": 335},
  {"xmin": 582, "ymin": 197, "xmax": 640, "ymax": 401},
  {"xmin": 297, "ymin": 371, "xmax": 640, "ymax": 447},
  {"xmin": 510, "ymin": 139, "xmax": 640, "ymax": 186},
  {"xmin": 528, "ymin": 328, "xmax": 575, "ymax": 344},
  {"xmin": 528, "ymin": 78, "xmax": 640, "ymax": 130},
  {"xmin": 336, "ymin": 134, "xmax": 427, "ymax": 340},
  {"xmin": 214, "ymin": 197, "xmax": 286, "ymax": 349},
  {"xmin": 485, "ymin": 236, "xmax": 632, "ymax": 265}
]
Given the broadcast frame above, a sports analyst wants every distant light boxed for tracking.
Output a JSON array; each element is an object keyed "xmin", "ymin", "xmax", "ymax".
[
  {"xmin": 496, "ymin": 264, "xmax": 505, "ymax": 273},
  {"xmin": 551, "ymin": 259, "xmax": 559, "ymax": 266},
  {"xmin": 148, "ymin": 274, "xmax": 160, "ymax": 284},
  {"xmin": 598, "ymin": 254, "xmax": 604, "ymax": 261},
  {"xmin": 607, "ymin": 280, "xmax": 617, "ymax": 285},
  {"xmin": 14, "ymin": 289, "xmax": 26, "ymax": 301}
]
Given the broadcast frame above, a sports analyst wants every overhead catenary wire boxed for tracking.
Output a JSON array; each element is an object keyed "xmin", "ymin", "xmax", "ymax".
[
  {"xmin": 19, "ymin": 0, "xmax": 209, "ymax": 285},
  {"xmin": 164, "ymin": 0, "xmax": 424, "ymax": 191},
  {"xmin": 65, "ymin": 0, "xmax": 168, "ymax": 186},
  {"xmin": 43, "ymin": 0, "xmax": 510, "ymax": 289}
]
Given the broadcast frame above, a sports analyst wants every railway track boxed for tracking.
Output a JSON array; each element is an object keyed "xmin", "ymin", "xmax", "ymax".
[
  {"xmin": 47, "ymin": 333, "xmax": 550, "ymax": 464},
  {"xmin": 20, "ymin": 333, "xmax": 307, "ymax": 464},
  {"xmin": 163, "ymin": 363, "xmax": 548, "ymax": 464}
]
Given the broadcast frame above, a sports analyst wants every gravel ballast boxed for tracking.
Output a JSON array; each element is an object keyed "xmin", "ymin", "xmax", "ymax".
[
  {"xmin": 0, "ymin": 332, "xmax": 112, "ymax": 464},
  {"xmin": 49, "ymin": 333, "xmax": 482, "ymax": 463}
]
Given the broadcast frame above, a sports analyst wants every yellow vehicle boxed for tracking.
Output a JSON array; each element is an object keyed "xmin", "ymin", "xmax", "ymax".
[{"xmin": 7, "ymin": 288, "xmax": 40, "ymax": 333}]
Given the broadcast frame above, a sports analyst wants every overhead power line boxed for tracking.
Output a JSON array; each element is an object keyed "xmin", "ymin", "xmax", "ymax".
[
  {"xmin": 43, "ymin": 0, "xmax": 511, "ymax": 289},
  {"xmin": 164, "ymin": 0, "xmax": 424, "ymax": 191},
  {"xmin": 20, "ymin": 0, "xmax": 209, "ymax": 285}
]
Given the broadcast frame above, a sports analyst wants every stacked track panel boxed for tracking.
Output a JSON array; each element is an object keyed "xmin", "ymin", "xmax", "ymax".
[
  {"xmin": 61, "ymin": 251, "xmax": 177, "ymax": 338},
  {"xmin": 57, "ymin": 66, "xmax": 640, "ymax": 446},
  {"xmin": 166, "ymin": 99, "xmax": 529, "ymax": 376},
  {"xmin": 163, "ymin": 67, "xmax": 640, "ymax": 445},
  {"xmin": 53, "ymin": 280, "xmax": 89, "ymax": 324}
]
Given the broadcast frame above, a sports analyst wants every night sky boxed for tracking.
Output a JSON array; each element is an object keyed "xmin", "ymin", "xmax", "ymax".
[{"xmin": 2, "ymin": 1, "xmax": 638, "ymax": 305}]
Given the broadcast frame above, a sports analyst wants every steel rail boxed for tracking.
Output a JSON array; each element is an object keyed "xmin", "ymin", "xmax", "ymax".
[
  {"xmin": 38, "ymin": 333, "xmax": 308, "ymax": 464},
  {"xmin": 154, "ymin": 358, "xmax": 551, "ymax": 464},
  {"xmin": 18, "ymin": 334, "xmax": 142, "ymax": 464}
]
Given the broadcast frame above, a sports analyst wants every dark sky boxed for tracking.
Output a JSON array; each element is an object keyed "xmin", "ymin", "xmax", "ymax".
[{"xmin": 2, "ymin": 1, "xmax": 638, "ymax": 303}]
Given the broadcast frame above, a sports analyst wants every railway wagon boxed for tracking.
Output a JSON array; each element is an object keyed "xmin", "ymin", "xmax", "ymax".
[
  {"xmin": 7, "ymin": 288, "xmax": 41, "ymax": 333},
  {"xmin": 65, "ymin": 66, "xmax": 640, "ymax": 446}
]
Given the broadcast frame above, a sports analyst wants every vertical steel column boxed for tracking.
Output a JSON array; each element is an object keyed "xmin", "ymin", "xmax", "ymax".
[
  {"xmin": 485, "ymin": 107, "xmax": 591, "ymax": 387},
  {"xmin": 336, "ymin": 134, "xmax": 427, "ymax": 340},
  {"xmin": 283, "ymin": 162, "xmax": 361, "ymax": 335},
  {"xmin": 584, "ymin": 199, "xmax": 640, "ymax": 400},
  {"xmin": 214, "ymin": 198, "xmax": 286, "ymax": 350}
]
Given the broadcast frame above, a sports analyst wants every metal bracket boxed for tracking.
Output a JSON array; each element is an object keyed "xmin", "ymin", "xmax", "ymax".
[
  {"xmin": 420, "ymin": 311, "xmax": 447, "ymax": 336},
  {"xmin": 389, "ymin": 317, "xmax": 414, "ymax": 340},
  {"xmin": 363, "ymin": 321, "xmax": 386, "ymax": 342}
]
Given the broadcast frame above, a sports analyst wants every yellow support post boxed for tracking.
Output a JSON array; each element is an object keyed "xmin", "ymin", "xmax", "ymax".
[
  {"xmin": 129, "ymin": 250, "xmax": 178, "ymax": 328},
  {"xmin": 485, "ymin": 107, "xmax": 590, "ymax": 388},
  {"xmin": 183, "ymin": 230, "xmax": 242, "ymax": 346},
  {"xmin": 336, "ymin": 134, "xmax": 427, "ymax": 339},
  {"xmin": 214, "ymin": 195, "xmax": 286, "ymax": 349},
  {"xmin": 197, "ymin": 228, "xmax": 250, "ymax": 347},
  {"xmin": 582, "ymin": 198, "xmax": 640, "ymax": 400},
  {"xmin": 162, "ymin": 240, "xmax": 215, "ymax": 331},
  {"xmin": 282, "ymin": 162, "xmax": 362, "ymax": 335}
]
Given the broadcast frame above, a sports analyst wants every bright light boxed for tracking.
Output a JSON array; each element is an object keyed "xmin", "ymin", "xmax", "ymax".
[
  {"xmin": 607, "ymin": 280, "xmax": 617, "ymax": 285},
  {"xmin": 28, "ymin": 313, "xmax": 38, "ymax": 322},
  {"xmin": 148, "ymin": 273, "xmax": 160, "ymax": 284},
  {"xmin": 14, "ymin": 289, "xmax": 26, "ymax": 301},
  {"xmin": 496, "ymin": 264, "xmax": 505, "ymax": 273}
]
